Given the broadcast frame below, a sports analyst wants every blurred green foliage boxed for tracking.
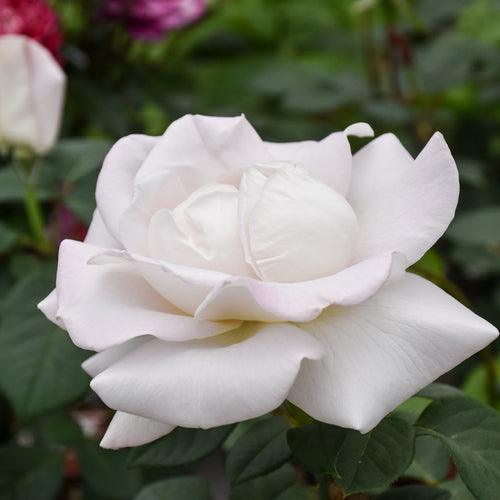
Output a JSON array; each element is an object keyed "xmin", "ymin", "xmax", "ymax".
[{"xmin": 1, "ymin": 0, "xmax": 500, "ymax": 498}]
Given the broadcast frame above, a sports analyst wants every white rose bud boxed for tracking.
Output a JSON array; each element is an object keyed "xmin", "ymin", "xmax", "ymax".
[{"xmin": 0, "ymin": 34, "xmax": 66, "ymax": 156}]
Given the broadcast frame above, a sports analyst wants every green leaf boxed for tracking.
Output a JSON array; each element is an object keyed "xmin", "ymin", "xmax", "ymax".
[
  {"xmin": 287, "ymin": 415, "xmax": 415, "ymax": 495},
  {"xmin": 0, "ymin": 222, "xmax": 18, "ymax": 253},
  {"xmin": 275, "ymin": 486, "xmax": 315, "ymax": 500},
  {"xmin": 394, "ymin": 396, "xmax": 433, "ymax": 423},
  {"xmin": 128, "ymin": 425, "xmax": 234, "ymax": 467},
  {"xmin": 404, "ymin": 435, "xmax": 451, "ymax": 484},
  {"xmin": 65, "ymin": 172, "xmax": 99, "ymax": 224},
  {"xmin": 48, "ymin": 138, "xmax": 112, "ymax": 184},
  {"xmin": 462, "ymin": 358, "xmax": 500, "ymax": 410},
  {"xmin": 35, "ymin": 413, "xmax": 85, "ymax": 447},
  {"xmin": 374, "ymin": 485, "xmax": 451, "ymax": 500},
  {"xmin": 230, "ymin": 462, "xmax": 297, "ymax": 500},
  {"xmin": 78, "ymin": 441, "xmax": 143, "ymax": 499},
  {"xmin": 416, "ymin": 396, "xmax": 500, "ymax": 499},
  {"xmin": 134, "ymin": 476, "xmax": 211, "ymax": 500},
  {"xmin": 416, "ymin": 34, "xmax": 497, "ymax": 93},
  {"xmin": 446, "ymin": 207, "xmax": 500, "ymax": 246},
  {"xmin": 413, "ymin": 250, "xmax": 445, "ymax": 277},
  {"xmin": 0, "ymin": 167, "xmax": 52, "ymax": 203},
  {"xmin": 417, "ymin": 383, "xmax": 464, "ymax": 401},
  {"xmin": 440, "ymin": 476, "xmax": 475, "ymax": 500},
  {"xmin": 0, "ymin": 445, "xmax": 64, "ymax": 500},
  {"xmin": 0, "ymin": 269, "xmax": 90, "ymax": 420},
  {"xmin": 226, "ymin": 415, "xmax": 291, "ymax": 486}
]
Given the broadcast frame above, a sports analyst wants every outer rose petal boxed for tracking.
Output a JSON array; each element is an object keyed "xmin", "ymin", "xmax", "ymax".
[
  {"xmin": 54, "ymin": 240, "xmax": 241, "ymax": 351},
  {"xmin": 38, "ymin": 209, "xmax": 119, "ymax": 329},
  {"xmin": 96, "ymin": 134, "xmax": 159, "ymax": 241},
  {"xmin": 349, "ymin": 132, "xmax": 459, "ymax": 266},
  {"xmin": 89, "ymin": 248, "xmax": 230, "ymax": 315},
  {"xmin": 100, "ymin": 412, "xmax": 175, "ymax": 449},
  {"xmin": 84, "ymin": 209, "xmax": 122, "ymax": 248},
  {"xmin": 288, "ymin": 272, "xmax": 499, "ymax": 433},
  {"xmin": 265, "ymin": 123, "xmax": 373, "ymax": 195},
  {"xmin": 195, "ymin": 252, "xmax": 404, "ymax": 322},
  {"xmin": 135, "ymin": 114, "xmax": 273, "ymax": 188},
  {"xmin": 90, "ymin": 248, "xmax": 403, "ymax": 321},
  {"xmin": 38, "ymin": 289, "xmax": 65, "ymax": 329},
  {"xmin": 90, "ymin": 323, "xmax": 324, "ymax": 428},
  {"xmin": 82, "ymin": 337, "xmax": 151, "ymax": 377}
]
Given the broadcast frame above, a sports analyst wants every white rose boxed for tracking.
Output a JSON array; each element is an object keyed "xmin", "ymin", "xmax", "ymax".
[
  {"xmin": 39, "ymin": 115, "xmax": 498, "ymax": 449},
  {"xmin": 0, "ymin": 34, "xmax": 66, "ymax": 155}
]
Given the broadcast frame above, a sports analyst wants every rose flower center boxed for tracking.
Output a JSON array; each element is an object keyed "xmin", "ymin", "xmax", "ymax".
[{"xmin": 147, "ymin": 161, "xmax": 358, "ymax": 283}]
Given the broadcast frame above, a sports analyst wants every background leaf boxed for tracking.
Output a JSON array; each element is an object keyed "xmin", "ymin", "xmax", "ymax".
[
  {"xmin": 226, "ymin": 415, "xmax": 291, "ymax": 486},
  {"xmin": 416, "ymin": 396, "xmax": 500, "ymax": 499},
  {"xmin": 287, "ymin": 415, "xmax": 415, "ymax": 495},
  {"xmin": 78, "ymin": 441, "xmax": 143, "ymax": 499},
  {"xmin": 128, "ymin": 425, "xmax": 234, "ymax": 468},
  {"xmin": 374, "ymin": 484, "xmax": 451, "ymax": 500},
  {"xmin": 134, "ymin": 476, "xmax": 211, "ymax": 500},
  {"xmin": 229, "ymin": 462, "xmax": 297, "ymax": 500},
  {"xmin": 0, "ymin": 445, "xmax": 64, "ymax": 500},
  {"xmin": 0, "ymin": 269, "xmax": 90, "ymax": 420}
]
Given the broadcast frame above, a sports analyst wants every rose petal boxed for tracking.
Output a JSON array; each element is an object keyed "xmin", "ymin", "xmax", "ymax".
[
  {"xmin": 55, "ymin": 240, "xmax": 240, "ymax": 350},
  {"xmin": 135, "ymin": 114, "xmax": 273, "ymax": 187},
  {"xmin": 100, "ymin": 412, "xmax": 175, "ymax": 449},
  {"xmin": 38, "ymin": 289, "xmax": 65, "ymax": 329},
  {"xmin": 38, "ymin": 210, "xmax": 120, "ymax": 328},
  {"xmin": 349, "ymin": 132, "xmax": 459, "ymax": 266},
  {"xmin": 96, "ymin": 134, "xmax": 159, "ymax": 241},
  {"xmin": 119, "ymin": 169, "xmax": 189, "ymax": 255},
  {"xmin": 344, "ymin": 122, "xmax": 374, "ymax": 137},
  {"xmin": 82, "ymin": 337, "xmax": 151, "ymax": 377},
  {"xmin": 265, "ymin": 123, "xmax": 373, "ymax": 195},
  {"xmin": 195, "ymin": 252, "xmax": 404, "ymax": 322},
  {"xmin": 89, "ymin": 247, "xmax": 229, "ymax": 315},
  {"xmin": 84, "ymin": 209, "xmax": 122, "ymax": 249},
  {"xmin": 288, "ymin": 272, "xmax": 499, "ymax": 432},
  {"xmin": 243, "ymin": 165, "xmax": 358, "ymax": 282},
  {"xmin": 0, "ymin": 35, "xmax": 65, "ymax": 154},
  {"xmin": 148, "ymin": 183, "xmax": 255, "ymax": 276},
  {"xmin": 30, "ymin": 37, "xmax": 66, "ymax": 154},
  {"xmin": 89, "ymin": 246, "xmax": 402, "ymax": 322},
  {"xmin": 90, "ymin": 322, "xmax": 324, "ymax": 428},
  {"xmin": 90, "ymin": 248, "xmax": 403, "ymax": 322}
]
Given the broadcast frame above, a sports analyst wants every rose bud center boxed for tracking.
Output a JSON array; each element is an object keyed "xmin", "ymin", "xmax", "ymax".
[{"xmin": 147, "ymin": 161, "xmax": 358, "ymax": 283}]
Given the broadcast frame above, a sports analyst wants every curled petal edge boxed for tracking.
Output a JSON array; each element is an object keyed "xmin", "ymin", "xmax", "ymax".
[{"xmin": 89, "ymin": 249, "xmax": 405, "ymax": 323}]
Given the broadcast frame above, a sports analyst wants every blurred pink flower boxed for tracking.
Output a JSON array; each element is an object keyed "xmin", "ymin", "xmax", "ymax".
[
  {"xmin": 0, "ymin": 0, "xmax": 62, "ymax": 60},
  {"xmin": 56, "ymin": 206, "xmax": 89, "ymax": 244},
  {"xmin": 101, "ymin": 0, "xmax": 206, "ymax": 40}
]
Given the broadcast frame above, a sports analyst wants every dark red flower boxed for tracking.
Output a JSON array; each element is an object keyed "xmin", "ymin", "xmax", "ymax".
[
  {"xmin": 101, "ymin": 0, "xmax": 206, "ymax": 41},
  {"xmin": 0, "ymin": 0, "xmax": 62, "ymax": 60}
]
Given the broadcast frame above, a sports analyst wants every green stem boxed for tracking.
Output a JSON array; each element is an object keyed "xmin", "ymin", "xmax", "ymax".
[{"xmin": 23, "ymin": 179, "xmax": 49, "ymax": 254}]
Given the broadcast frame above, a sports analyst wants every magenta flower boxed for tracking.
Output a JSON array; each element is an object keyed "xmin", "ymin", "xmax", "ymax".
[
  {"xmin": 0, "ymin": 0, "xmax": 62, "ymax": 60},
  {"xmin": 101, "ymin": 0, "xmax": 206, "ymax": 40}
]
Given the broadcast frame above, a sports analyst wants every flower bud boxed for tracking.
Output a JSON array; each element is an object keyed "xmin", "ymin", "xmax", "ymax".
[{"xmin": 0, "ymin": 34, "xmax": 65, "ymax": 155}]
